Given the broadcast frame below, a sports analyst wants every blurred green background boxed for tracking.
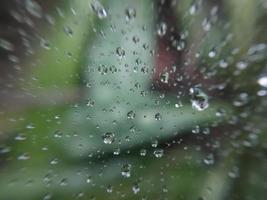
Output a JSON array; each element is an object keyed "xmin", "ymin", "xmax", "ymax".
[{"xmin": 0, "ymin": 0, "xmax": 267, "ymax": 199}]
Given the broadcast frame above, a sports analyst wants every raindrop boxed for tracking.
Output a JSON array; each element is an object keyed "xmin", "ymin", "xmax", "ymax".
[
  {"xmin": 121, "ymin": 163, "xmax": 131, "ymax": 178},
  {"xmin": 140, "ymin": 149, "xmax": 147, "ymax": 156},
  {"xmin": 219, "ymin": 59, "xmax": 228, "ymax": 68},
  {"xmin": 125, "ymin": 8, "xmax": 136, "ymax": 21},
  {"xmin": 208, "ymin": 48, "xmax": 217, "ymax": 58},
  {"xmin": 190, "ymin": 86, "xmax": 209, "ymax": 111},
  {"xmin": 40, "ymin": 38, "xmax": 50, "ymax": 50},
  {"xmin": 203, "ymin": 153, "xmax": 214, "ymax": 165},
  {"xmin": 258, "ymin": 76, "xmax": 267, "ymax": 88},
  {"xmin": 151, "ymin": 140, "xmax": 158, "ymax": 148},
  {"xmin": 64, "ymin": 26, "xmax": 73, "ymax": 37},
  {"xmin": 106, "ymin": 185, "xmax": 113, "ymax": 193},
  {"xmin": 25, "ymin": 0, "xmax": 42, "ymax": 18},
  {"xmin": 132, "ymin": 183, "xmax": 140, "ymax": 194},
  {"xmin": 155, "ymin": 113, "xmax": 162, "ymax": 120},
  {"xmin": 153, "ymin": 149, "xmax": 164, "ymax": 158},
  {"xmin": 86, "ymin": 98, "xmax": 95, "ymax": 107},
  {"xmin": 91, "ymin": 0, "xmax": 107, "ymax": 19},
  {"xmin": 160, "ymin": 72, "xmax": 169, "ymax": 84},
  {"xmin": 157, "ymin": 22, "xmax": 167, "ymax": 37},
  {"xmin": 113, "ymin": 147, "xmax": 120, "ymax": 155},
  {"xmin": 133, "ymin": 35, "xmax": 140, "ymax": 43},
  {"xmin": 233, "ymin": 93, "xmax": 249, "ymax": 107},
  {"xmin": 127, "ymin": 111, "xmax": 136, "ymax": 119},
  {"xmin": 102, "ymin": 132, "xmax": 115, "ymax": 144},
  {"xmin": 0, "ymin": 38, "xmax": 14, "ymax": 51},
  {"xmin": 116, "ymin": 47, "xmax": 125, "ymax": 59}
]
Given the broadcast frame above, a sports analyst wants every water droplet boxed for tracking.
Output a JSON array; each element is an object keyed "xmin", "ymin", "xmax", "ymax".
[
  {"xmin": 140, "ymin": 149, "xmax": 147, "ymax": 156},
  {"xmin": 208, "ymin": 48, "xmax": 217, "ymax": 58},
  {"xmin": 17, "ymin": 153, "xmax": 30, "ymax": 160},
  {"xmin": 127, "ymin": 111, "xmax": 136, "ymax": 119},
  {"xmin": 0, "ymin": 38, "xmax": 14, "ymax": 51},
  {"xmin": 151, "ymin": 140, "xmax": 158, "ymax": 148},
  {"xmin": 132, "ymin": 35, "xmax": 140, "ymax": 43},
  {"xmin": 203, "ymin": 153, "xmax": 214, "ymax": 165},
  {"xmin": 258, "ymin": 76, "xmax": 267, "ymax": 88},
  {"xmin": 236, "ymin": 61, "xmax": 248, "ymax": 70},
  {"xmin": 116, "ymin": 47, "xmax": 125, "ymax": 59},
  {"xmin": 113, "ymin": 147, "xmax": 120, "ymax": 155},
  {"xmin": 157, "ymin": 22, "xmax": 167, "ymax": 37},
  {"xmin": 64, "ymin": 26, "xmax": 73, "ymax": 37},
  {"xmin": 102, "ymin": 132, "xmax": 115, "ymax": 144},
  {"xmin": 155, "ymin": 113, "xmax": 162, "ymax": 120},
  {"xmin": 192, "ymin": 125, "xmax": 200, "ymax": 134},
  {"xmin": 25, "ymin": 0, "xmax": 42, "ymax": 18},
  {"xmin": 132, "ymin": 183, "xmax": 140, "ymax": 194},
  {"xmin": 219, "ymin": 59, "xmax": 228, "ymax": 68},
  {"xmin": 91, "ymin": 0, "xmax": 107, "ymax": 19},
  {"xmin": 228, "ymin": 166, "xmax": 239, "ymax": 179},
  {"xmin": 160, "ymin": 72, "xmax": 169, "ymax": 84},
  {"xmin": 121, "ymin": 163, "xmax": 131, "ymax": 178},
  {"xmin": 190, "ymin": 87, "xmax": 209, "ymax": 111},
  {"xmin": 125, "ymin": 8, "xmax": 136, "ymax": 21},
  {"xmin": 40, "ymin": 38, "xmax": 50, "ymax": 50},
  {"xmin": 86, "ymin": 98, "xmax": 95, "ymax": 107},
  {"xmin": 233, "ymin": 93, "xmax": 249, "ymax": 107},
  {"xmin": 153, "ymin": 149, "xmax": 164, "ymax": 158},
  {"xmin": 106, "ymin": 185, "xmax": 113, "ymax": 193}
]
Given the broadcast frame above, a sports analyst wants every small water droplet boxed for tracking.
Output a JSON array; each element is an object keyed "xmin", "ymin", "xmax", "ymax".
[
  {"xmin": 190, "ymin": 87, "xmax": 209, "ymax": 111},
  {"xmin": 157, "ymin": 22, "xmax": 167, "ymax": 37},
  {"xmin": 64, "ymin": 26, "xmax": 73, "ymax": 37},
  {"xmin": 132, "ymin": 183, "xmax": 140, "ymax": 194},
  {"xmin": 155, "ymin": 113, "xmax": 162, "ymax": 120},
  {"xmin": 203, "ymin": 153, "xmax": 214, "ymax": 165},
  {"xmin": 25, "ymin": 0, "xmax": 42, "ymax": 18},
  {"xmin": 153, "ymin": 149, "xmax": 164, "ymax": 158},
  {"xmin": 127, "ymin": 111, "xmax": 136, "ymax": 119},
  {"xmin": 116, "ymin": 47, "xmax": 125, "ymax": 59},
  {"xmin": 258, "ymin": 76, "xmax": 267, "ymax": 88},
  {"xmin": 160, "ymin": 72, "xmax": 169, "ymax": 84},
  {"xmin": 140, "ymin": 149, "xmax": 147, "ymax": 156},
  {"xmin": 208, "ymin": 48, "xmax": 217, "ymax": 58},
  {"xmin": 121, "ymin": 163, "xmax": 131, "ymax": 178},
  {"xmin": 125, "ymin": 8, "xmax": 136, "ymax": 21},
  {"xmin": 91, "ymin": 0, "xmax": 107, "ymax": 19},
  {"xmin": 106, "ymin": 185, "xmax": 113, "ymax": 193},
  {"xmin": 102, "ymin": 132, "xmax": 115, "ymax": 144}
]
